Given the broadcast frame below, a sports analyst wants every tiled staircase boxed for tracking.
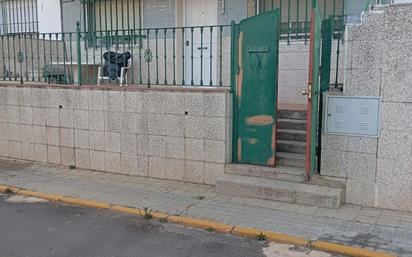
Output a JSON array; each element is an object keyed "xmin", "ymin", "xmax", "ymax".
[
  {"xmin": 216, "ymin": 105, "xmax": 345, "ymax": 209},
  {"xmin": 276, "ymin": 106, "xmax": 307, "ymax": 169}
]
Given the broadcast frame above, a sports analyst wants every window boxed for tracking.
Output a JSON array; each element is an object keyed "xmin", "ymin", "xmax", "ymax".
[
  {"xmin": 83, "ymin": 0, "xmax": 142, "ymax": 33},
  {"xmin": 82, "ymin": 0, "xmax": 143, "ymax": 47},
  {"xmin": 254, "ymin": 0, "xmax": 345, "ymax": 20},
  {"xmin": 0, "ymin": 0, "xmax": 38, "ymax": 35},
  {"xmin": 96, "ymin": 0, "xmax": 141, "ymax": 31}
]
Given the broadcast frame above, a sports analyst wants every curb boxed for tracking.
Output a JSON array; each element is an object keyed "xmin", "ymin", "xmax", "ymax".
[
  {"xmin": 310, "ymin": 241, "xmax": 396, "ymax": 257},
  {"xmin": 168, "ymin": 215, "xmax": 234, "ymax": 233},
  {"xmin": 60, "ymin": 196, "xmax": 111, "ymax": 209},
  {"xmin": 0, "ymin": 184, "xmax": 397, "ymax": 257}
]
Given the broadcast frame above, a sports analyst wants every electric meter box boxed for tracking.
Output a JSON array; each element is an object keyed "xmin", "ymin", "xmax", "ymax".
[{"xmin": 324, "ymin": 96, "xmax": 380, "ymax": 137}]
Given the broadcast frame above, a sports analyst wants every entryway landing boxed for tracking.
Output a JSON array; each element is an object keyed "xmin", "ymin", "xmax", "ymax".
[
  {"xmin": 217, "ymin": 164, "xmax": 345, "ymax": 209},
  {"xmin": 216, "ymin": 100, "xmax": 345, "ymax": 208},
  {"xmin": 219, "ymin": 102, "xmax": 345, "ymax": 209}
]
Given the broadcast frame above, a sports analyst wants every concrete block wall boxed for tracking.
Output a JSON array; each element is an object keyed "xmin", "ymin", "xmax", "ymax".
[
  {"xmin": 0, "ymin": 85, "xmax": 231, "ymax": 186},
  {"xmin": 321, "ymin": 4, "xmax": 412, "ymax": 211}
]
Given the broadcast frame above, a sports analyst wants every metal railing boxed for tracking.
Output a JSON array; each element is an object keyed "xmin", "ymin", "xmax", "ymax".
[
  {"xmin": 252, "ymin": 0, "xmax": 345, "ymax": 44},
  {"xmin": 254, "ymin": 0, "xmax": 346, "ymax": 90},
  {"xmin": 0, "ymin": 22, "xmax": 231, "ymax": 87},
  {"xmin": 0, "ymin": 8, "xmax": 345, "ymax": 89},
  {"xmin": 329, "ymin": 15, "xmax": 345, "ymax": 90},
  {"xmin": 363, "ymin": 0, "xmax": 393, "ymax": 11}
]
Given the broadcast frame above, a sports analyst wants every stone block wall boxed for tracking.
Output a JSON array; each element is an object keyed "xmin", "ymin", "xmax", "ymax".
[
  {"xmin": 0, "ymin": 85, "xmax": 231, "ymax": 185},
  {"xmin": 321, "ymin": 4, "xmax": 412, "ymax": 211}
]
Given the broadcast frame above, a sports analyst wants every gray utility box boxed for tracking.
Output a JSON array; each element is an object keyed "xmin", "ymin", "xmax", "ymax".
[{"xmin": 324, "ymin": 96, "xmax": 380, "ymax": 137}]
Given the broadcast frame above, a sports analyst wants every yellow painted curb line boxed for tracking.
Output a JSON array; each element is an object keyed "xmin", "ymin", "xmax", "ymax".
[
  {"xmin": 311, "ymin": 241, "xmax": 397, "ymax": 257},
  {"xmin": 0, "ymin": 185, "xmax": 398, "ymax": 257},
  {"xmin": 265, "ymin": 231, "xmax": 309, "ymax": 247},
  {"xmin": 110, "ymin": 205, "xmax": 143, "ymax": 216},
  {"xmin": 7, "ymin": 186, "xmax": 21, "ymax": 193},
  {"xmin": 60, "ymin": 196, "xmax": 110, "ymax": 209},
  {"xmin": 17, "ymin": 190, "xmax": 63, "ymax": 202},
  {"xmin": 168, "ymin": 215, "xmax": 234, "ymax": 233},
  {"xmin": 151, "ymin": 211, "xmax": 169, "ymax": 220},
  {"xmin": 232, "ymin": 226, "xmax": 264, "ymax": 237},
  {"xmin": 0, "ymin": 184, "xmax": 8, "ymax": 193},
  {"xmin": 232, "ymin": 226, "xmax": 309, "ymax": 247}
]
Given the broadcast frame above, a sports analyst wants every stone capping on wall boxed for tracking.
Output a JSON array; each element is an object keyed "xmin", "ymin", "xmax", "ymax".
[{"xmin": 0, "ymin": 82, "xmax": 230, "ymax": 94}]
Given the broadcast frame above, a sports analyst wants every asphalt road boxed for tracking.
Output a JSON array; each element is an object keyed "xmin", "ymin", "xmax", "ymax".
[
  {"xmin": 0, "ymin": 193, "xmax": 336, "ymax": 257},
  {"xmin": 0, "ymin": 193, "xmax": 268, "ymax": 257}
]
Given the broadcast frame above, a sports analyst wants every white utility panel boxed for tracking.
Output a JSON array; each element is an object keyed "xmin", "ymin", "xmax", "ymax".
[{"xmin": 324, "ymin": 96, "xmax": 380, "ymax": 137}]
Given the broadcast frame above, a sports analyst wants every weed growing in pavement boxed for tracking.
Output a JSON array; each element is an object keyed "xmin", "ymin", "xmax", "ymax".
[
  {"xmin": 206, "ymin": 226, "xmax": 214, "ymax": 232},
  {"xmin": 143, "ymin": 207, "xmax": 153, "ymax": 220},
  {"xmin": 256, "ymin": 233, "xmax": 266, "ymax": 241}
]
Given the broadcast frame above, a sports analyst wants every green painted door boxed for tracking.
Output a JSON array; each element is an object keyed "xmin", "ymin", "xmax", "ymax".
[
  {"xmin": 305, "ymin": 2, "xmax": 322, "ymax": 178},
  {"xmin": 231, "ymin": 10, "xmax": 280, "ymax": 166}
]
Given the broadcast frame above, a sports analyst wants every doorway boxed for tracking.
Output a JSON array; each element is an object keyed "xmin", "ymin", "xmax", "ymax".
[{"xmin": 184, "ymin": 0, "xmax": 218, "ymax": 85}]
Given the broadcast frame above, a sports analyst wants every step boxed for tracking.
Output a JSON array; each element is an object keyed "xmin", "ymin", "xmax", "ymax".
[
  {"xmin": 278, "ymin": 109, "xmax": 307, "ymax": 120},
  {"xmin": 226, "ymin": 163, "xmax": 307, "ymax": 184},
  {"xmin": 277, "ymin": 140, "xmax": 306, "ymax": 154},
  {"xmin": 277, "ymin": 118, "xmax": 307, "ymax": 130},
  {"xmin": 216, "ymin": 173, "xmax": 344, "ymax": 208},
  {"xmin": 277, "ymin": 129, "xmax": 307, "ymax": 142},
  {"xmin": 225, "ymin": 164, "xmax": 346, "ymax": 189},
  {"xmin": 276, "ymin": 152, "xmax": 305, "ymax": 168}
]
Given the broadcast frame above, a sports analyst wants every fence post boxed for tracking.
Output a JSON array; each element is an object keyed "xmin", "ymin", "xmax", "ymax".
[
  {"xmin": 230, "ymin": 21, "xmax": 236, "ymax": 93},
  {"xmin": 76, "ymin": 21, "xmax": 82, "ymax": 85}
]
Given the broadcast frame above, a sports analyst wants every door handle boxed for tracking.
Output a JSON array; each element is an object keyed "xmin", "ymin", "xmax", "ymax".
[
  {"xmin": 302, "ymin": 83, "xmax": 312, "ymax": 100},
  {"xmin": 197, "ymin": 47, "xmax": 208, "ymax": 50}
]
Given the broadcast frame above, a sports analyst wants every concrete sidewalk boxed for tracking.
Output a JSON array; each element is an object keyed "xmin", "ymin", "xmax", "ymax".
[{"xmin": 0, "ymin": 159, "xmax": 411, "ymax": 257}]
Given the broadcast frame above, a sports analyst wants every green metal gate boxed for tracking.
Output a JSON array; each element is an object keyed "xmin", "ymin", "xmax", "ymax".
[{"xmin": 231, "ymin": 10, "xmax": 280, "ymax": 166}]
